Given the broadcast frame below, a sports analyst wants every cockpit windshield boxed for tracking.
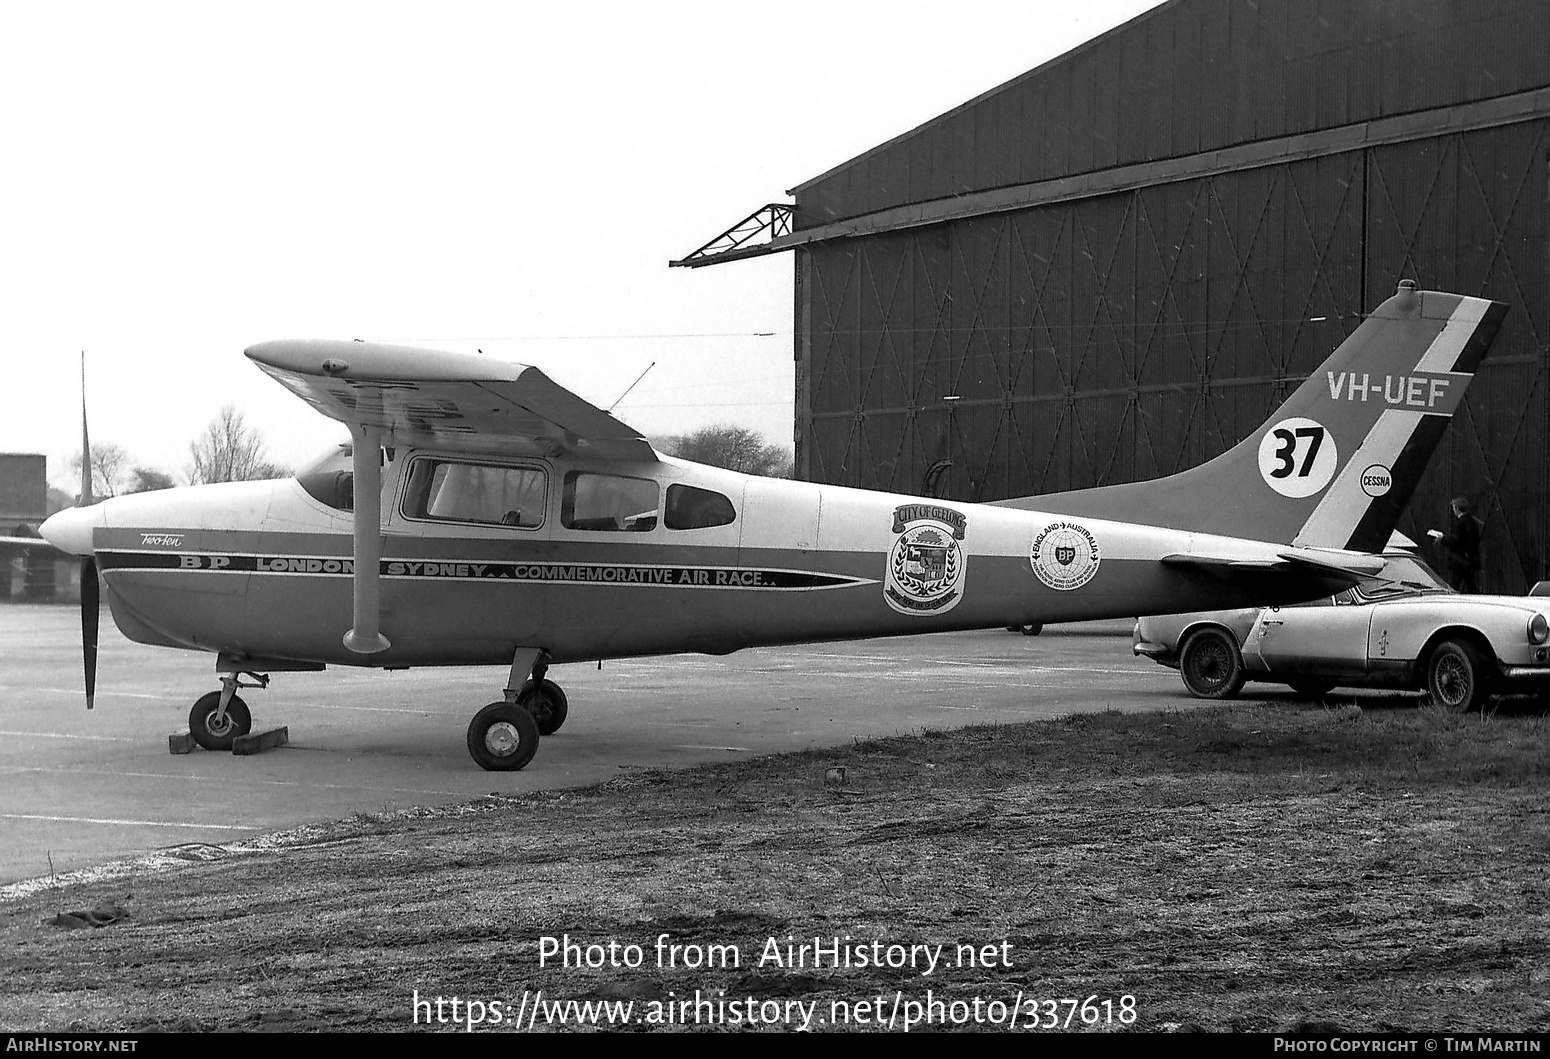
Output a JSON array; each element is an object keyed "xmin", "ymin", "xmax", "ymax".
[{"xmin": 295, "ymin": 442, "xmax": 355, "ymax": 512}]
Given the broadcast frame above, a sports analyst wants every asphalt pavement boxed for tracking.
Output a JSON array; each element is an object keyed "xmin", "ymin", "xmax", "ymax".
[{"xmin": 0, "ymin": 604, "xmax": 1174, "ymax": 885}]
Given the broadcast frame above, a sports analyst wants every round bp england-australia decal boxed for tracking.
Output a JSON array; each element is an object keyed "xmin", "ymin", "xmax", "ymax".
[
  {"xmin": 885, "ymin": 504, "xmax": 968, "ymax": 615},
  {"xmin": 1030, "ymin": 522, "xmax": 1100, "ymax": 591}
]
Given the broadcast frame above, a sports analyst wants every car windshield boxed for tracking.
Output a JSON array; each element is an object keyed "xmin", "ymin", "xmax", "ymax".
[{"xmin": 1357, "ymin": 554, "xmax": 1454, "ymax": 600}]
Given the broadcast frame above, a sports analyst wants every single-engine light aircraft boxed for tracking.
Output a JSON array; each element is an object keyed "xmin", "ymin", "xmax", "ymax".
[{"xmin": 41, "ymin": 283, "xmax": 1507, "ymax": 770}]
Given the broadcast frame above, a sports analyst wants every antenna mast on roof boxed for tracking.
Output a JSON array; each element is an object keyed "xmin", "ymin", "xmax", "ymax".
[{"xmin": 608, "ymin": 361, "xmax": 655, "ymax": 413}]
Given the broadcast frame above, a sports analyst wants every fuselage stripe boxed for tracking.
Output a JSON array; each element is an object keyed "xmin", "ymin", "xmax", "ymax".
[
  {"xmin": 1413, "ymin": 296, "xmax": 1490, "ymax": 373},
  {"xmin": 96, "ymin": 549, "xmax": 876, "ymax": 591}
]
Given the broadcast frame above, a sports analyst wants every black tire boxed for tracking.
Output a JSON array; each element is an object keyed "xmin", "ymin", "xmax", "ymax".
[
  {"xmin": 1179, "ymin": 628, "xmax": 1246, "ymax": 699},
  {"xmin": 519, "ymin": 678, "xmax": 569, "ymax": 736},
  {"xmin": 189, "ymin": 691, "xmax": 252, "ymax": 752},
  {"xmin": 1287, "ymin": 679, "xmax": 1337, "ymax": 699},
  {"xmin": 1020, "ymin": 623, "xmax": 1044, "ymax": 637},
  {"xmin": 467, "ymin": 701, "xmax": 540, "ymax": 771},
  {"xmin": 1426, "ymin": 639, "xmax": 1490, "ymax": 712}
]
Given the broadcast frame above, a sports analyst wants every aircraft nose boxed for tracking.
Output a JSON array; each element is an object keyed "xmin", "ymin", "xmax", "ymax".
[{"xmin": 40, "ymin": 504, "xmax": 107, "ymax": 556}]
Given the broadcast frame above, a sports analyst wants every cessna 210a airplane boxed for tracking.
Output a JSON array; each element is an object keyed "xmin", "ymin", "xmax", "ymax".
[{"xmin": 40, "ymin": 282, "xmax": 1506, "ymax": 770}]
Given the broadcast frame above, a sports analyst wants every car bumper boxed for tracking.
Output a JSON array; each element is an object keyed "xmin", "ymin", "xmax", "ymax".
[
  {"xmin": 1132, "ymin": 636, "xmax": 1178, "ymax": 667},
  {"xmin": 1498, "ymin": 664, "xmax": 1550, "ymax": 684}
]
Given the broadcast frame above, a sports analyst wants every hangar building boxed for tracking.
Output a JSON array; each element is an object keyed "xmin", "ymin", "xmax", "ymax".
[
  {"xmin": 0, "ymin": 453, "xmax": 65, "ymax": 600},
  {"xmin": 677, "ymin": 0, "xmax": 1550, "ymax": 593}
]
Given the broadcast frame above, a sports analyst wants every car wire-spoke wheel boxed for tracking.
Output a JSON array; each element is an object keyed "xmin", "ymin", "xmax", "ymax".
[
  {"xmin": 1180, "ymin": 629, "xmax": 1245, "ymax": 699},
  {"xmin": 1435, "ymin": 657, "xmax": 1471, "ymax": 707},
  {"xmin": 1195, "ymin": 644, "xmax": 1230, "ymax": 681},
  {"xmin": 1427, "ymin": 639, "xmax": 1487, "ymax": 712}
]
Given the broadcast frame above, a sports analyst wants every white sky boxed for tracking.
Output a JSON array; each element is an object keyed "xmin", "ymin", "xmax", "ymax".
[{"xmin": 0, "ymin": 0, "xmax": 1164, "ymax": 488}]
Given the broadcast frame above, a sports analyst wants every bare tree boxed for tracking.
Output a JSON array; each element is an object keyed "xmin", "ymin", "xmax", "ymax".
[
  {"xmin": 126, "ymin": 467, "xmax": 177, "ymax": 493},
  {"xmin": 70, "ymin": 442, "xmax": 132, "ymax": 499},
  {"xmin": 188, "ymin": 406, "xmax": 289, "ymax": 484},
  {"xmin": 660, "ymin": 424, "xmax": 792, "ymax": 477}
]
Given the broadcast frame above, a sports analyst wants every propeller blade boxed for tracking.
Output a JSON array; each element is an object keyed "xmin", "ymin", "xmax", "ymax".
[
  {"xmin": 80, "ymin": 352, "xmax": 98, "ymax": 710},
  {"xmin": 80, "ymin": 352, "xmax": 94, "ymax": 507},
  {"xmin": 81, "ymin": 556, "xmax": 99, "ymax": 710}
]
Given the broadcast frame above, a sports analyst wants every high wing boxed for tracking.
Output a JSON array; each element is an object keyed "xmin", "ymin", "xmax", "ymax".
[
  {"xmin": 245, "ymin": 339, "xmax": 656, "ymax": 462},
  {"xmin": 247, "ymin": 339, "xmax": 658, "ymax": 655}
]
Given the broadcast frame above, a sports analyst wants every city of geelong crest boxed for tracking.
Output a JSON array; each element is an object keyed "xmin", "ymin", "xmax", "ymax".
[{"xmin": 885, "ymin": 505, "xmax": 968, "ymax": 615}]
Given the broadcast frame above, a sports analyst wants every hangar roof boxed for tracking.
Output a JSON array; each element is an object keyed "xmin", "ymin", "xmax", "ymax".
[
  {"xmin": 792, "ymin": 0, "xmax": 1550, "ymax": 225},
  {"xmin": 673, "ymin": 0, "xmax": 1550, "ymax": 265}
]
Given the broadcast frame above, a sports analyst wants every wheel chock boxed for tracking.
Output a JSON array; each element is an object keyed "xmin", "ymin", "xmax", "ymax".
[
  {"xmin": 232, "ymin": 726, "xmax": 289, "ymax": 756},
  {"xmin": 169, "ymin": 731, "xmax": 197, "ymax": 755}
]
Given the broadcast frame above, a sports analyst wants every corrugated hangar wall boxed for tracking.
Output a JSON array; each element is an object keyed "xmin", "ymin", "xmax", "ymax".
[{"xmin": 793, "ymin": 0, "xmax": 1550, "ymax": 592}]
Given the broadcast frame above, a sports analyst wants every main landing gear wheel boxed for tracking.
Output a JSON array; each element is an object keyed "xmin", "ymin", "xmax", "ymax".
[
  {"xmin": 519, "ymin": 678, "xmax": 569, "ymax": 736},
  {"xmin": 189, "ymin": 692, "xmax": 252, "ymax": 751},
  {"xmin": 1179, "ymin": 628, "xmax": 1246, "ymax": 700},
  {"xmin": 467, "ymin": 701, "xmax": 540, "ymax": 771},
  {"xmin": 1427, "ymin": 639, "xmax": 1489, "ymax": 712}
]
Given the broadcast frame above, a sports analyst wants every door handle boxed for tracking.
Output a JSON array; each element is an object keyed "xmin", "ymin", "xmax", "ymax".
[{"xmin": 1261, "ymin": 618, "xmax": 1283, "ymax": 626}]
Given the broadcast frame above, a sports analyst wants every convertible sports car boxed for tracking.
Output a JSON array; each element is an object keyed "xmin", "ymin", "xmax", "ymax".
[{"xmin": 1133, "ymin": 550, "xmax": 1550, "ymax": 709}]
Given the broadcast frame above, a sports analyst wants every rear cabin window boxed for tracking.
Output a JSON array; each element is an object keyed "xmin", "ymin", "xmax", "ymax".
[
  {"xmin": 664, "ymin": 484, "xmax": 736, "ymax": 530},
  {"xmin": 561, "ymin": 473, "xmax": 659, "ymax": 532},
  {"xmin": 402, "ymin": 459, "xmax": 547, "ymax": 528}
]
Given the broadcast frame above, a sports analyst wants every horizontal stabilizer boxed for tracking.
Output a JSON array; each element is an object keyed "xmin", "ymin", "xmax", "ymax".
[
  {"xmin": 1161, "ymin": 547, "xmax": 1385, "ymax": 588},
  {"xmin": 1274, "ymin": 548, "xmax": 1387, "ymax": 578}
]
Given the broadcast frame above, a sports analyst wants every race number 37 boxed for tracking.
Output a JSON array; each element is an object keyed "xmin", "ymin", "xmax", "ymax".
[{"xmin": 1257, "ymin": 417, "xmax": 1338, "ymax": 498}]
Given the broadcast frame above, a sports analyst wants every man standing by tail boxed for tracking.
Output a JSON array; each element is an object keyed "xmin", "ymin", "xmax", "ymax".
[{"xmin": 1437, "ymin": 496, "xmax": 1483, "ymax": 592}]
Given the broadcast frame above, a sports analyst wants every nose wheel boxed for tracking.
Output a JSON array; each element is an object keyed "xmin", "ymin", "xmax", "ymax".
[{"xmin": 189, "ymin": 674, "xmax": 260, "ymax": 751}]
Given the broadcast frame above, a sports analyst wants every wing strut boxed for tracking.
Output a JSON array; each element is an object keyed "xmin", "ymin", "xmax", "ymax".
[{"xmin": 343, "ymin": 424, "xmax": 390, "ymax": 654}]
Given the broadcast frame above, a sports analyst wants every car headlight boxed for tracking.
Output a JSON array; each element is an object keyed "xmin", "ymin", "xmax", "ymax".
[{"xmin": 1530, "ymin": 613, "xmax": 1550, "ymax": 646}]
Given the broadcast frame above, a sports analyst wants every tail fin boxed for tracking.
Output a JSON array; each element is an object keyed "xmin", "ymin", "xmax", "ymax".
[{"xmin": 995, "ymin": 283, "xmax": 1508, "ymax": 550}]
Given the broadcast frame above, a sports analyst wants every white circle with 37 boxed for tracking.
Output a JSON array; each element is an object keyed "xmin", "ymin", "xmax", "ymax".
[{"xmin": 1257, "ymin": 416, "xmax": 1338, "ymax": 498}]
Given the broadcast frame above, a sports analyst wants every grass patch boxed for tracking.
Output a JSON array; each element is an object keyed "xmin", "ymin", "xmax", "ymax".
[{"xmin": 2, "ymin": 703, "xmax": 1547, "ymax": 1033}]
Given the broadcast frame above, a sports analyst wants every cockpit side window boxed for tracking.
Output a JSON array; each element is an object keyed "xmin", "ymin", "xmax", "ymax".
[
  {"xmin": 561, "ymin": 472, "xmax": 659, "ymax": 532},
  {"xmin": 401, "ymin": 459, "xmax": 547, "ymax": 528},
  {"xmin": 664, "ymin": 484, "xmax": 736, "ymax": 530}
]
